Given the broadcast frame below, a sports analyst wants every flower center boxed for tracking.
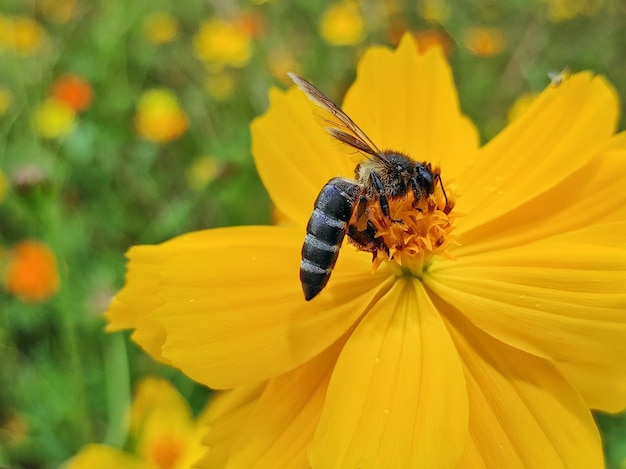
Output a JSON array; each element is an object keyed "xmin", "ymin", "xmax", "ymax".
[{"xmin": 350, "ymin": 178, "xmax": 457, "ymax": 276}]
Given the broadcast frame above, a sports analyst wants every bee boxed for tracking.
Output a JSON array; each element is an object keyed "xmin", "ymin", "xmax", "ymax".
[{"xmin": 289, "ymin": 73, "xmax": 447, "ymax": 301}]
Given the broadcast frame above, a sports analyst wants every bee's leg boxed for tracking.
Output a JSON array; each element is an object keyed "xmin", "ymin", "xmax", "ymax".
[
  {"xmin": 369, "ymin": 172, "xmax": 403, "ymax": 223},
  {"xmin": 410, "ymin": 177, "xmax": 424, "ymax": 212},
  {"xmin": 356, "ymin": 196, "xmax": 368, "ymax": 231},
  {"xmin": 348, "ymin": 220, "xmax": 388, "ymax": 258}
]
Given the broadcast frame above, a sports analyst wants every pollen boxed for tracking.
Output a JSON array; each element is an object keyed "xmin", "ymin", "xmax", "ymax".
[{"xmin": 352, "ymin": 179, "xmax": 458, "ymax": 275}]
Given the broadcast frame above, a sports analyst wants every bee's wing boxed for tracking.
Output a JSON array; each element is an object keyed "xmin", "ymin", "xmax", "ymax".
[{"xmin": 288, "ymin": 73, "xmax": 385, "ymax": 162}]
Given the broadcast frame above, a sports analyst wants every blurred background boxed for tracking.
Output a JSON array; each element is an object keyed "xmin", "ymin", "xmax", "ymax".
[{"xmin": 0, "ymin": 0, "xmax": 625, "ymax": 467}]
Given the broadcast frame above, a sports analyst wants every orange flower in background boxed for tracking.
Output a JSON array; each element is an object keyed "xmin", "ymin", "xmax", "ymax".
[
  {"xmin": 135, "ymin": 89, "xmax": 188, "ymax": 144},
  {"xmin": 413, "ymin": 29, "xmax": 453, "ymax": 55},
  {"xmin": 65, "ymin": 377, "xmax": 209, "ymax": 469},
  {"xmin": 50, "ymin": 74, "xmax": 93, "ymax": 112},
  {"xmin": 463, "ymin": 26, "xmax": 507, "ymax": 57},
  {"xmin": 143, "ymin": 12, "xmax": 179, "ymax": 45},
  {"xmin": 319, "ymin": 1, "xmax": 365, "ymax": 46},
  {"xmin": 193, "ymin": 18, "xmax": 252, "ymax": 70},
  {"xmin": 32, "ymin": 98, "xmax": 76, "ymax": 139},
  {"xmin": 107, "ymin": 35, "xmax": 626, "ymax": 467},
  {"xmin": 3, "ymin": 240, "xmax": 60, "ymax": 303}
]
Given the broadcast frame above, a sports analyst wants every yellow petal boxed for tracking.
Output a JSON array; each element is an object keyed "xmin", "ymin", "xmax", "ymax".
[
  {"xmin": 343, "ymin": 33, "xmax": 479, "ymax": 184},
  {"xmin": 149, "ymin": 226, "xmax": 391, "ymax": 388},
  {"xmin": 308, "ymin": 279, "xmax": 467, "ymax": 469},
  {"xmin": 199, "ymin": 384, "xmax": 266, "ymax": 469},
  {"xmin": 63, "ymin": 444, "xmax": 157, "ymax": 469},
  {"xmin": 225, "ymin": 339, "xmax": 343, "ymax": 468},
  {"xmin": 555, "ymin": 361, "xmax": 626, "ymax": 414},
  {"xmin": 129, "ymin": 377, "xmax": 195, "ymax": 469},
  {"xmin": 444, "ymin": 311, "xmax": 604, "ymax": 468},
  {"xmin": 456, "ymin": 133, "xmax": 626, "ymax": 255},
  {"xmin": 459, "ymin": 72, "xmax": 619, "ymax": 232},
  {"xmin": 106, "ymin": 233, "xmax": 218, "ymax": 363},
  {"xmin": 251, "ymin": 87, "xmax": 354, "ymax": 227},
  {"xmin": 426, "ymin": 243, "xmax": 626, "ymax": 366}
]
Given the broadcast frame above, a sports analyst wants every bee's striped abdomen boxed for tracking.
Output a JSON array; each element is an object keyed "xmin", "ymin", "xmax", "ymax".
[{"xmin": 301, "ymin": 177, "xmax": 360, "ymax": 301}]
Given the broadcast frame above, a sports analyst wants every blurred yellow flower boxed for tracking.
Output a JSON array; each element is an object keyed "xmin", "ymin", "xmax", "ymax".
[
  {"xmin": 463, "ymin": 26, "xmax": 507, "ymax": 57},
  {"xmin": 65, "ymin": 377, "xmax": 208, "ymax": 469},
  {"xmin": 0, "ymin": 170, "xmax": 8, "ymax": 204},
  {"xmin": 205, "ymin": 71, "xmax": 235, "ymax": 101},
  {"xmin": 143, "ymin": 12, "xmax": 179, "ymax": 45},
  {"xmin": 319, "ymin": 1, "xmax": 365, "ymax": 46},
  {"xmin": 3, "ymin": 240, "xmax": 60, "ymax": 303},
  {"xmin": 135, "ymin": 89, "xmax": 188, "ymax": 144},
  {"xmin": 0, "ymin": 15, "xmax": 48, "ymax": 56},
  {"xmin": 186, "ymin": 156, "xmax": 222, "ymax": 191},
  {"xmin": 542, "ymin": 0, "xmax": 603, "ymax": 21},
  {"xmin": 193, "ymin": 18, "xmax": 252, "ymax": 70},
  {"xmin": 418, "ymin": 0, "xmax": 450, "ymax": 23},
  {"xmin": 32, "ymin": 98, "xmax": 77, "ymax": 139},
  {"xmin": 0, "ymin": 87, "xmax": 12, "ymax": 116},
  {"xmin": 507, "ymin": 91, "xmax": 537, "ymax": 122},
  {"xmin": 107, "ymin": 34, "xmax": 626, "ymax": 467},
  {"xmin": 40, "ymin": 0, "xmax": 79, "ymax": 24},
  {"xmin": 267, "ymin": 50, "xmax": 299, "ymax": 84}
]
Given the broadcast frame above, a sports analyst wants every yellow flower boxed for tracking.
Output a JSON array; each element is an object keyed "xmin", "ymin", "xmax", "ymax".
[
  {"xmin": 32, "ymin": 98, "xmax": 77, "ymax": 139},
  {"xmin": 143, "ymin": 12, "xmax": 179, "ymax": 45},
  {"xmin": 319, "ymin": 1, "xmax": 365, "ymax": 46},
  {"xmin": 0, "ymin": 15, "xmax": 48, "ymax": 56},
  {"xmin": 64, "ymin": 377, "xmax": 208, "ymax": 469},
  {"xmin": 463, "ymin": 26, "xmax": 507, "ymax": 57},
  {"xmin": 107, "ymin": 34, "xmax": 626, "ymax": 467},
  {"xmin": 186, "ymin": 156, "xmax": 222, "ymax": 191},
  {"xmin": 417, "ymin": 0, "xmax": 450, "ymax": 23},
  {"xmin": 193, "ymin": 18, "xmax": 252, "ymax": 70},
  {"xmin": 0, "ymin": 86, "xmax": 12, "ymax": 116},
  {"xmin": 135, "ymin": 89, "xmax": 188, "ymax": 144},
  {"xmin": 542, "ymin": 0, "xmax": 603, "ymax": 21},
  {"xmin": 0, "ymin": 170, "xmax": 8, "ymax": 204},
  {"xmin": 204, "ymin": 70, "xmax": 235, "ymax": 101},
  {"xmin": 40, "ymin": 0, "xmax": 79, "ymax": 24},
  {"xmin": 3, "ymin": 240, "xmax": 60, "ymax": 303}
]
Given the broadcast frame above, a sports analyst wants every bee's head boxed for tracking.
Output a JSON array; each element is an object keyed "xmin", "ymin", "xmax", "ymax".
[{"xmin": 415, "ymin": 163, "xmax": 435, "ymax": 194}]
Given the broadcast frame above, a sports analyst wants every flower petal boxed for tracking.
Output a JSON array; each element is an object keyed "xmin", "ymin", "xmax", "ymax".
[
  {"xmin": 458, "ymin": 72, "xmax": 619, "ymax": 232},
  {"xmin": 555, "ymin": 361, "xmax": 626, "ymax": 414},
  {"xmin": 443, "ymin": 310, "xmax": 604, "ymax": 468},
  {"xmin": 199, "ymin": 384, "xmax": 266, "ymax": 469},
  {"xmin": 426, "ymin": 243, "xmax": 626, "ymax": 369},
  {"xmin": 343, "ymin": 33, "xmax": 479, "ymax": 183},
  {"xmin": 308, "ymin": 279, "xmax": 467, "ymax": 469},
  {"xmin": 252, "ymin": 87, "xmax": 354, "ymax": 227},
  {"xmin": 147, "ymin": 226, "xmax": 391, "ymax": 389},
  {"xmin": 455, "ymin": 133, "xmax": 626, "ymax": 256},
  {"xmin": 224, "ymin": 339, "xmax": 343, "ymax": 469}
]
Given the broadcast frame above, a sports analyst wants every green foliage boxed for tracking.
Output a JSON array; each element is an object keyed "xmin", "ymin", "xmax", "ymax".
[{"xmin": 0, "ymin": 0, "xmax": 625, "ymax": 467}]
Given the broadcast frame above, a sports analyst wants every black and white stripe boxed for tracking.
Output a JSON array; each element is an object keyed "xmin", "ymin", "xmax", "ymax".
[{"xmin": 300, "ymin": 177, "xmax": 361, "ymax": 301}]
